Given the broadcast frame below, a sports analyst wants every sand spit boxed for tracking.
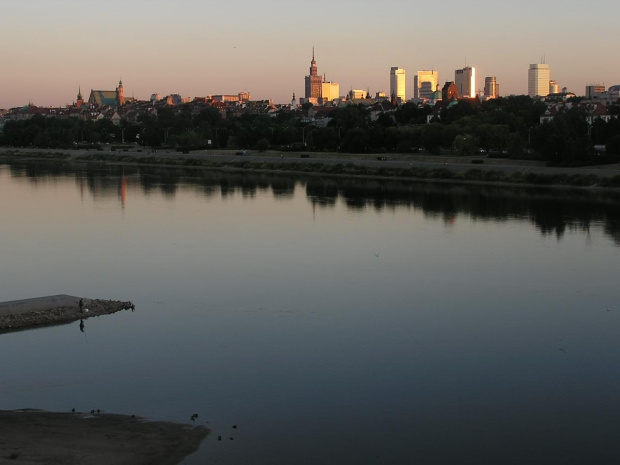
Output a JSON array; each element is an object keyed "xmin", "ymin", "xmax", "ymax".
[
  {"xmin": 0, "ymin": 409, "xmax": 209, "ymax": 465},
  {"xmin": 0, "ymin": 294, "xmax": 134, "ymax": 333}
]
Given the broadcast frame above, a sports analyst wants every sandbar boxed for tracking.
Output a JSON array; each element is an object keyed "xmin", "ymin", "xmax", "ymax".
[
  {"xmin": 0, "ymin": 409, "xmax": 208, "ymax": 464},
  {"xmin": 0, "ymin": 294, "xmax": 134, "ymax": 333}
]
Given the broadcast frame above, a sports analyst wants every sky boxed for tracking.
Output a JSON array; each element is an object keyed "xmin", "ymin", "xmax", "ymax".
[{"xmin": 1, "ymin": 0, "xmax": 618, "ymax": 108}]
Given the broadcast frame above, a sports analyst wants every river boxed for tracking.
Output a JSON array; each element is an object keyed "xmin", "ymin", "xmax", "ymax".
[{"xmin": 1, "ymin": 161, "xmax": 619, "ymax": 464}]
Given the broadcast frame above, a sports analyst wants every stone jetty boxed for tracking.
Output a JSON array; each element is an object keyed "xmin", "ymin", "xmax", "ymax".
[{"xmin": 0, "ymin": 294, "xmax": 134, "ymax": 332}]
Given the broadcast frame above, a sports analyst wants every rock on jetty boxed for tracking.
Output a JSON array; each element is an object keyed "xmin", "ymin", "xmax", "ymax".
[{"xmin": 0, "ymin": 294, "xmax": 134, "ymax": 332}]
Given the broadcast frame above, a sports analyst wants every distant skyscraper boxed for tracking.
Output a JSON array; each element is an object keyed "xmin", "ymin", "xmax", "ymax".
[
  {"xmin": 484, "ymin": 76, "xmax": 499, "ymax": 99},
  {"xmin": 414, "ymin": 70, "xmax": 438, "ymax": 99},
  {"xmin": 305, "ymin": 48, "xmax": 322, "ymax": 100},
  {"xmin": 528, "ymin": 63, "xmax": 550, "ymax": 97},
  {"xmin": 390, "ymin": 67, "xmax": 406, "ymax": 103},
  {"xmin": 455, "ymin": 67, "xmax": 475, "ymax": 98}
]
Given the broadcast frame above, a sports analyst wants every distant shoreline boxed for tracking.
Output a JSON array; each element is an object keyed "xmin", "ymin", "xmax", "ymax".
[{"xmin": 2, "ymin": 147, "xmax": 620, "ymax": 192}]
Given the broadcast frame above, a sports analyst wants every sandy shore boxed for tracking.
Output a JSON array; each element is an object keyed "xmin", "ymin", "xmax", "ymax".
[
  {"xmin": 0, "ymin": 295, "xmax": 134, "ymax": 333},
  {"xmin": 0, "ymin": 409, "xmax": 209, "ymax": 465},
  {"xmin": 0, "ymin": 301, "xmax": 209, "ymax": 463}
]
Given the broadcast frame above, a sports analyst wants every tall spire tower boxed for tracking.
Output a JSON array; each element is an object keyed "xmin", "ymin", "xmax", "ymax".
[
  {"xmin": 305, "ymin": 47, "xmax": 322, "ymax": 100},
  {"xmin": 76, "ymin": 86, "xmax": 84, "ymax": 107},
  {"xmin": 116, "ymin": 78, "xmax": 125, "ymax": 106},
  {"xmin": 310, "ymin": 47, "xmax": 318, "ymax": 76}
]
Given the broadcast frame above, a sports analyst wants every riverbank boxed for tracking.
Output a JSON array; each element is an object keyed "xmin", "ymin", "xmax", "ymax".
[
  {"xmin": 0, "ymin": 409, "xmax": 208, "ymax": 465},
  {"xmin": 2, "ymin": 147, "xmax": 620, "ymax": 191},
  {"xmin": 0, "ymin": 295, "xmax": 134, "ymax": 333}
]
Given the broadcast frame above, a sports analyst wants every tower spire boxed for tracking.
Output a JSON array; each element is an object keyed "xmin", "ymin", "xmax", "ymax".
[{"xmin": 312, "ymin": 46, "xmax": 315, "ymax": 61}]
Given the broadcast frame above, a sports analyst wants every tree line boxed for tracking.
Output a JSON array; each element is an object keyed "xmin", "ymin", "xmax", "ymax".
[{"xmin": 2, "ymin": 96, "xmax": 620, "ymax": 166}]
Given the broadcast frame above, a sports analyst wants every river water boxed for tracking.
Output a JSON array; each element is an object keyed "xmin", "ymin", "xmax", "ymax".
[{"xmin": 1, "ymin": 161, "xmax": 619, "ymax": 464}]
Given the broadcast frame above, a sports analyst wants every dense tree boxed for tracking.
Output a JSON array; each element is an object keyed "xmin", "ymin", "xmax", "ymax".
[
  {"xmin": 339, "ymin": 127, "xmax": 369, "ymax": 153},
  {"xmin": 306, "ymin": 127, "xmax": 339, "ymax": 152},
  {"xmin": 256, "ymin": 138, "xmax": 270, "ymax": 152},
  {"xmin": 328, "ymin": 105, "xmax": 369, "ymax": 131},
  {"xmin": 607, "ymin": 135, "xmax": 620, "ymax": 155},
  {"xmin": 421, "ymin": 123, "xmax": 444, "ymax": 154},
  {"xmin": 2, "ymin": 94, "xmax": 619, "ymax": 164}
]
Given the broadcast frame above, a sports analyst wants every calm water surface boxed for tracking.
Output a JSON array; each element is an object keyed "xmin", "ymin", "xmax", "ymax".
[{"xmin": 1, "ymin": 161, "xmax": 619, "ymax": 464}]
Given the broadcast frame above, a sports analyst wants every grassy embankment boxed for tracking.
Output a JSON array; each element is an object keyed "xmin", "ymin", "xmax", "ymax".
[{"xmin": 3, "ymin": 149, "xmax": 620, "ymax": 189}]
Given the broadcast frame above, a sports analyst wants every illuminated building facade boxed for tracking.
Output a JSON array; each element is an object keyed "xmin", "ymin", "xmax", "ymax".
[
  {"xmin": 455, "ymin": 67, "xmax": 475, "ymax": 98},
  {"xmin": 484, "ymin": 76, "xmax": 499, "ymax": 99},
  {"xmin": 321, "ymin": 80, "xmax": 339, "ymax": 103},
  {"xmin": 414, "ymin": 70, "xmax": 439, "ymax": 99},
  {"xmin": 390, "ymin": 67, "xmax": 406, "ymax": 103},
  {"xmin": 528, "ymin": 63, "xmax": 550, "ymax": 97}
]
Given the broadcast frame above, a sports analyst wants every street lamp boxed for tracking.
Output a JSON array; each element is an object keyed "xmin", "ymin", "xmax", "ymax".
[{"xmin": 302, "ymin": 124, "xmax": 315, "ymax": 146}]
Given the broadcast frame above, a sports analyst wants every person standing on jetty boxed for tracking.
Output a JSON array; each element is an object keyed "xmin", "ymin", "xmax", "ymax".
[{"xmin": 79, "ymin": 298, "xmax": 84, "ymax": 313}]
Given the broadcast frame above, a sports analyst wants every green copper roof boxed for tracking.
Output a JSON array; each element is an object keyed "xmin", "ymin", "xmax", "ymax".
[{"xmin": 90, "ymin": 90, "xmax": 118, "ymax": 106}]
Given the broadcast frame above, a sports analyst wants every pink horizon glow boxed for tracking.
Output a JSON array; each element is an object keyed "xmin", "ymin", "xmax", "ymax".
[{"xmin": 1, "ymin": 0, "xmax": 618, "ymax": 109}]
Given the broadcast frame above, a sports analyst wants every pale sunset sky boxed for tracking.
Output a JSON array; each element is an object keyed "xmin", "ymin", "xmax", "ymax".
[{"xmin": 0, "ymin": 0, "xmax": 618, "ymax": 108}]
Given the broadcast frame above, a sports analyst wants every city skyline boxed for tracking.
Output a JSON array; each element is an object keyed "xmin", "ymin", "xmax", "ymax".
[{"xmin": 1, "ymin": 0, "xmax": 618, "ymax": 109}]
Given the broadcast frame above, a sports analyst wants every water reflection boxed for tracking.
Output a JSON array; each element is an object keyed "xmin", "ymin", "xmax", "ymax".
[
  {"xmin": 4, "ymin": 161, "xmax": 620, "ymax": 243},
  {"xmin": 2, "ymin": 159, "xmax": 620, "ymax": 465}
]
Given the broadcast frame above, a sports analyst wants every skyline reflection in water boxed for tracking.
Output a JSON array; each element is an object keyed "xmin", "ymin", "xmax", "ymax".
[
  {"xmin": 1, "ymin": 161, "xmax": 620, "ymax": 464},
  {"xmin": 5, "ymin": 161, "xmax": 620, "ymax": 244}
]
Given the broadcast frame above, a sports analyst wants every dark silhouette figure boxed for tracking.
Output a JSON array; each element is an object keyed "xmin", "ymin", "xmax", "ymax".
[
  {"xmin": 79, "ymin": 298, "xmax": 84, "ymax": 313},
  {"xmin": 79, "ymin": 320, "xmax": 85, "ymax": 332}
]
